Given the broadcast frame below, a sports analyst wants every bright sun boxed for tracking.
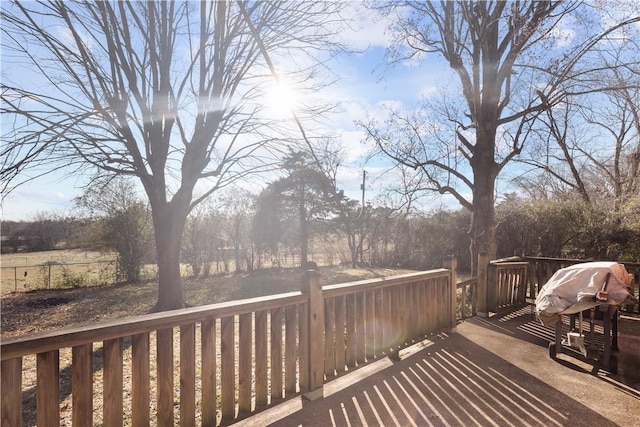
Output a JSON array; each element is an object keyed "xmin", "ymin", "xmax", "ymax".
[{"xmin": 263, "ymin": 81, "xmax": 299, "ymax": 119}]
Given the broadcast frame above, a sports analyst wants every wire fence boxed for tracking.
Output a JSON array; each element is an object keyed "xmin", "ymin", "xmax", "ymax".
[
  {"xmin": 0, "ymin": 251, "xmax": 345, "ymax": 294},
  {"xmin": 0, "ymin": 261, "xmax": 145, "ymax": 294}
]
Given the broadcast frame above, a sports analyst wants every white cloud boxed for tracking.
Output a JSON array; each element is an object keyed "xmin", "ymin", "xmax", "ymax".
[
  {"xmin": 339, "ymin": 130, "xmax": 370, "ymax": 163},
  {"xmin": 337, "ymin": 3, "xmax": 394, "ymax": 50},
  {"xmin": 419, "ymin": 85, "xmax": 439, "ymax": 99},
  {"xmin": 1, "ymin": 185, "xmax": 73, "ymax": 221}
]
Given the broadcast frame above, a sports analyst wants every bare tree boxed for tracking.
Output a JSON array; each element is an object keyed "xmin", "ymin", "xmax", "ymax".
[
  {"xmin": 219, "ymin": 188, "xmax": 255, "ymax": 272},
  {"xmin": 362, "ymin": 1, "xmax": 639, "ymax": 271},
  {"xmin": 518, "ymin": 42, "xmax": 640, "ymax": 210},
  {"xmin": 183, "ymin": 201, "xmax": 226, "ymax": 277},
  {"xmin": 75, "ymin": 178, "xmax": 154, "ymax": 283},
  {"xmin": 1, "ymin": 1, "xmax": 345, "ymax": 310}
]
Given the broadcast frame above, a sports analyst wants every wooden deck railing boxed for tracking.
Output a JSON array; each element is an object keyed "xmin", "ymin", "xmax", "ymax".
[
  {"xmin": 1, "ymin": 263, "xmax": 458, "ymax": 427},
  {"xmin": 473, "ymin": 255, "xmax": 529, "ymax": 315},
  {"xmin": 488, "ymin": 260, "xmax": 529, "ymax": 313},
  {"xmin": 321, "ymin": 268, "xmax": 455, "ymax": 380},
  {"xmin": 457, "ymin": 276, "xmax": 477, "ymax": 320}
]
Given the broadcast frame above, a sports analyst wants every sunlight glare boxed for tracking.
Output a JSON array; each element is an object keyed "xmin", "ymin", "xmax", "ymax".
[{"xmin": 264, "ymin": 81, "xmax": 299, "ymax": 119}]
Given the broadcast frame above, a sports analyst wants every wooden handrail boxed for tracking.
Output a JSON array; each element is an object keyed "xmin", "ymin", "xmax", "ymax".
[
  {"xmin": 1, "ymin": 291, "xmax": 306, "ymax": 361},
  {"xmin": 457, "ymin": 277, "xmax": 477, "ymax": 289},
  {"xmin": 322, "ymin": 269, "xmax": 449, "ymax": 298}
]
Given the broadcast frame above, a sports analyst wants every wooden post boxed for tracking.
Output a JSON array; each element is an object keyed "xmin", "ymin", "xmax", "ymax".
[
  {"xmin": 201, "ymin": 319, "xmax": 216, "ymax": 427},
  {"xmin": 1, "ymin": 358, "xmax": 22, "ymax": 427},
  {"xmin": 487, "ymin": 260, "xmax": 497, "ymax": 313},
  {"xmin": 37, "ymin": 350, "xmax": 60, "ymax": 427},
  {"xmin": 72, "ymin": 344, "xmax": 93, "ymax": 427},
  {"xmin": 301, "ymin": 270, "xmax": 324, "ymax": 400},
  {"xmin": 220, "ymin": 317, "xmax": 235, "ymax": 419},
  {"xmin": 285, "ymin": 305, "xmax": 298, "ymax": 395},
  {"xmin": 180, "ymin": 324, "xmax": 196, "ymax": 427},
  {"xmin": 132, "ymin": 332, "xmax": 150, "ymax": 427},
  {"xmin": 477, "ymin": 252, "xmax": 489, "ymax": 317},
  {"xmin": 270, "ymin": 307, "xmax": 283, "ymax": 400},
  {"xmin": 238, "ymin": 313, "xmax": 252, "ymax": 414},
  {"xmin": 157, "ymin": 328, "xmax": 174, "ymax": 426},
  {"xmin": 443, "ymin": 256, "xmax": 457, "ymax": 332}
]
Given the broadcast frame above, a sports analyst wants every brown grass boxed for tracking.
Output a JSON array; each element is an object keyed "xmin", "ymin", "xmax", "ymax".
[{"xmin": 1, "ymin": 265, "xmax": 413, "ymax": 337}]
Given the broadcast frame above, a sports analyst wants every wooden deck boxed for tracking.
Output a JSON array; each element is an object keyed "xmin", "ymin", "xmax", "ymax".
[
  {"xmin": 3, "ymin": 257, "xmax": 637, "ymax": 426},
  {"xmin": 243, "ymin": 309, "xmax": 640, "ymax": 427}
]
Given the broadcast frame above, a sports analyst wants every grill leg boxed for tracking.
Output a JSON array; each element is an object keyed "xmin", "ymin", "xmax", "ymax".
[
  {"xmin": 555, "ymin": 318, "xmax": 563, "ymax": 356},
  {"xmin": 602, "ymin": 307, "xmax": 611, "ymax": 369},
  {"xmin": 612, "ymin": 309, "xmax": 619, "ymax": 352}
]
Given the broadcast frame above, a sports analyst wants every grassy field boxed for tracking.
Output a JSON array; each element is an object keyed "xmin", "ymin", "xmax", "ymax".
[
  {"xmin": 0, "ymin": 262, "xmax": 414, "ymax": 337},
  {"xmin": 1, "ymin": 249, "xmax": 323, "ymax": 294},
  {"xmin": 1, "ymin": 249, "xmax": 114, "ymax": 267},
  {"xmin": 1, "ymin": 249, "xmax": 119, "ymax": 294}
]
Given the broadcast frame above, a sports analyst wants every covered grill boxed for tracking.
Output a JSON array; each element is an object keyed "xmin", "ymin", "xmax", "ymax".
[{"xmin": 535, "ymin": 261, "xmax": 636, "ymax": 372}]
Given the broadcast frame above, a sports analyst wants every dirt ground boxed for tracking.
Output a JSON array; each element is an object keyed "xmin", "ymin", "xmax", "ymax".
[{"xmin": 0, "ymin": 266, "xmax": 414, "ymax": 337}]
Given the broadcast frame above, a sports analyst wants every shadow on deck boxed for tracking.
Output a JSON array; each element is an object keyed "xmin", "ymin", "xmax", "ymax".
[{"xmin": 242, "ymin": 309, "xmax": 640, "ymax": 427}]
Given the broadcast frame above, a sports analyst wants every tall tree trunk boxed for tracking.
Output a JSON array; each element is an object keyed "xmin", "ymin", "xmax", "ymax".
[
  {"xmin": 348, "ymin": 233, "xmax": 357, "ymax": 268},
  {"xmin": 470, "ymin": 126, "xmax": 498, "ymax": 274},
  {"xmin": 151, "ymin": 202, "xmax": 188, "ymax": 311},
  {"xmin": 234, "ymin": 220, "xmax": 242, "ymax": 273}
]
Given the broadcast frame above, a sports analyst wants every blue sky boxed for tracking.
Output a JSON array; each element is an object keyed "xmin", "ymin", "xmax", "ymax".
[
  {"xmin": 0, "ymin": 1, "xmax": 632, "ymax": 220},
  {"xmin": 1, "ymin": 3, "xmax": 458, "ymax": 221},
  {"xmin": 5, "ymin": 2, "xmax": 632, "ymax": 221}
]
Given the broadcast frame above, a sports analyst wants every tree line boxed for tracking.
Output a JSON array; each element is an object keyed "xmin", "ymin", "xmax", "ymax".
[{"xmin": 4, "ymin": 151, "xmax": 639, "ymax": 283}]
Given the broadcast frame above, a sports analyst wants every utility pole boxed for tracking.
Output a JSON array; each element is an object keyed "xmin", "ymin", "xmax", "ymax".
[
  {"xmin": 358, "ymin": 170, "xmax": 367, "ymax": 218},
  {"xmin": 358, "ymin": 170, "xmax": 367, "ymax": 264}
]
